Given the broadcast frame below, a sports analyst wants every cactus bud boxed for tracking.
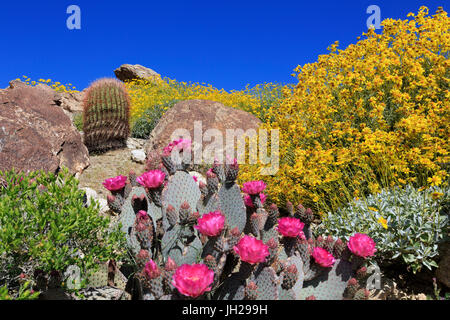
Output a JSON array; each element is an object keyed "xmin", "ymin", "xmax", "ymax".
[
  {"xmin": 179, "ymin": 201, "xmax": 191, "ymax": 223},
  {"xmin": 225, "ymin": 158, "xmax": 239, "ymax": 182},
  {"xmin": 333, "ymin": 238, "xmax": 346, "ymax": 258},
  {"xmin": 187, "ymin": 211, "xmax": 200, "ymax": 225},
  {"xmin": 286, "ymin": 201, "xmax": 294, "ymax": 216},
  {"xmin": 345, "ymin": 278, "xmax": 359, "ymax": 298},
  {"xmin": 245, "ymin": 281, "xmax": 258, "ymax": 300},
  {"xmin": 164, "ymin": 257, "xmax": 178, "ymax": 272},
  {"xmin": 136, "ymin": 249, "xmax": 150, "ymax": 269},
  {"xmin": 305, "ymin": 295, "xmax": 316, "ymax": 300},
  {"xmin": 266, "ymin": 238, "xmax": 279, "ymax": 263},
  {"xmin": 268, "ymin": 203, "xmax": 279, "ymax": 225},
  {"xmin": 324, "ymin": 235, "xmax": 334, "ymax": 251},
  {"xmin": 353, "ymin": 288, "xmax": 370, "ymax": 300},
  {"xmin": 144, "ymin": 260, "xmax": 161, "ymax": 280},
  {"xmin": 315, "ymin": 235, "xmax": 325, "ymax": 248},
  {"xmin": 204, "ymin": 255, "xmax": 217, "ymax": 272},
  {"xmin": 228, "ymin": 227, "xmax": 241, "ymax": 248},
  {"xmin": 267, "ymin": 238, "xmax": 278, "ymax": 249},
  {"xmin": 166, "ymin": 205, "xmax": 178, "ymax": 226},
  {"xmin": 250, "ymin": 213, "xmax": 261, "ymax": 237},
  {"xmin": 296, "ymin": 203, "xmax": 306, "ymax": 215},
  {"xmin": 107, "ymin": 194, "xmax": 121, "ymax": 213},
  {"xmin": 206, "ymin": 169, "xmax": 219, "ymax": 194},
  {"xmin": 199, "ymin": 181, "xmax": 208, "ymax": 196},
  {"xmin": 356, "ymin": 266, "xmax": 367, "ymax": 279},
  {"xmin": 282, "ymin": 265, "xmax": 298, "ymax": 290}
]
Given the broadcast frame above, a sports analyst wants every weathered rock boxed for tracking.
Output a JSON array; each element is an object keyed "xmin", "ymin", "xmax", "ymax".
[
  {"xmin": 144, "ymin": 99, "xmax": 262, "ymax": 163},
  {"xmin": 9, "ymin": 79, "xmax": 84, "ymax": 120},
  {"xmin": 55, "ymin": 90, "xmax": 85, "ymax": 119},
  {"xmin": 436, "ymin": 241, "xmax": 450, "ymax": 288},
  {"xmin": 126, "ymin": 137, "xmax": 146, "ymax": 150},
  {"xmin": 81, "ymin": 187, "xmax": 99, "ymax": 205},
  {"xmin": 81, "ymin": 187, "xmax": 109, "ymax": 215},
  {"xmin": 114, "ymin": 64, "xmax": 160, "ymax": 82},
  {"xmin": 131, "ymin": 149, "xmax": 146, "ymax": 164},
  {"xmin": 0, "ymin": 81, "xmax": 90, "ymax": 175}
]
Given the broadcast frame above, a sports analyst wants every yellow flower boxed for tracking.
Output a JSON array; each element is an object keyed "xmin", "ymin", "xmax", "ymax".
[
  {"xmin": 378, "ymin": 216, "xmax": 388, "ymax": 229},
  {"xmin": 368, "ymin": 207, "xmax": 378, "ymax": 212},
  {"xmin": 427, "ymin": 175, "xmax": 442, "ymax": 186},
  {"xmin": 431, "ymin": 191, "xmax": 443, "ymax": 200}
]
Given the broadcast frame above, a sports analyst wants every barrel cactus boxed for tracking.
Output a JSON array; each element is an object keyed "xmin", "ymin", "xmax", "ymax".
[
  {"xmin": 83, "ymin": 78, "xmax": 130, "ymax": 152},
  {"xmin": 103, "ymin": 139, "xmax": 375, "ymax": 300}
]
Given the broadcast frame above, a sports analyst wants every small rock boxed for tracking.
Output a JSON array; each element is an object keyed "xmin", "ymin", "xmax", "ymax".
[
  {"xmin": 131, "ymin": 149, "xmax": 146, "ymax": 164},
  {"xmin": 81, "ymin": 187, "xmax": 109, "ymax": 215},
  {"xmin": 127, "ymin": 137, "xmax": 146, "ymax": 150},
  {"xmin": 98, "ymin": 198, "xmax": 109, "ymax": 215},
  {"xmin": 415, "ymin": 293, "xmax": 427, "ymax": 300},
  {"xmin": 81, "ymin": 187, "xmax": 98, "ymax": 207}
]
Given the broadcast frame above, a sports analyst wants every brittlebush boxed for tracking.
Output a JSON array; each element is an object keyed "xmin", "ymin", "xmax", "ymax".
[
  {"xmin": 125, "ymin": 77, "xmax": 287, "ymax": 124},
  {"xmin": 239, "ymin": 7, "xmax": 449, "ymax": 214},
  {"xmin": 18, "ymin": 76, "xmax": 78, "ymax": 93}
]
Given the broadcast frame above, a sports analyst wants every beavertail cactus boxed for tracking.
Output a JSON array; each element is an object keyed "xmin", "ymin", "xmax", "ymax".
[{"xmin": 102, "ymin": 139, "xmax": 376, "ymax": 300}]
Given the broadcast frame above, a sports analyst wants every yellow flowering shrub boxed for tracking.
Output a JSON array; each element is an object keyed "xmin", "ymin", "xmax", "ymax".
[
  {"xmin": 18, "ymin": 76, "xmax": 78, "ymax": 93},
  {"xmin": 239, "ymin": 7, "xmax": 449, "ymax": 213},
  {"xmin": 125, "ymin": 77, "xmax": 288, "ymax": 124}
]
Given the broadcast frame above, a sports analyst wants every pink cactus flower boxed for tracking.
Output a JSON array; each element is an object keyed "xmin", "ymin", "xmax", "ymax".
[
  {"xmin": 244, "ymin": 193, "xmax": 267, "ymax": 208},
  {"xmin": 242, "ymin": 180, "xmax": 266, "ymax": 195},
  {"xmin": 233, "ymin": 235, "xmax": 269, "ymax": 264},
  {"xmin": 312, "ymin": 247, "xmax": 335, "ymax": 267},
  {"xmin": 136, "ymin": 170, "xmax": 165, "ymax": 189},
  {"xmin": 102, "ymin": 175, "xmax": 127, "ymax": 191},
  {"xmin": 174, "ymin": 139, "xmax": 192, "ymax": 152},
  {"xmin": 138, "ymin": 210, "xmax": 148, "ymax": 219},
  {"xmin": 172, "ymin": 264, "xmax": 214, "ymax": 298},
  {"xmin": 194, "ymin": 211, "xmax": 225, "ymax": 237},
  {"xmin": 347, "ymin": 233, "xmax": 377, "ymax": 258},
  {"xmin": 163, "ymin": 146, "xmax": 173, "ymax": 156},
  {"xmin": 144, "ymin": 260, "xmax": 161, "ymax": 279},
  {"xmin": 165, "ymin": 139, "xmax": 192, "ymax": 154},
  {"xmin": 206, "ymin": 168, "xmax": 216, "ymax": 178},
  {"xmin": 277, "ymin": 217, "xmax": 305, "ymax": 238}
]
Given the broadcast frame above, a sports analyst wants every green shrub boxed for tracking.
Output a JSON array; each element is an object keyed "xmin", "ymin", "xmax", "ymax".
[
  {"xmin": 0, "ymin": 282, "xmax": 39, "ymax": 300},
  {"xmin": 73, "ymin": 113, "xmax": 83, "ymax": 132},
  {"xmin": 317, "ymin": 184, "xmax": 449, "ymax": 273},
  {"xmin": 0, "ymin": 168, "xmax": 127, "ymax": 292},
  {"xmin": 131, "ymin": 100, "xmax": 179, "ymax": 139}
]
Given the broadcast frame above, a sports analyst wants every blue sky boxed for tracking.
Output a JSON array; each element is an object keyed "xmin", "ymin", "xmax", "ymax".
[{"xmin": 0, "ymin": 0, "xmax": 446, "ymax": 91}]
